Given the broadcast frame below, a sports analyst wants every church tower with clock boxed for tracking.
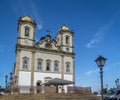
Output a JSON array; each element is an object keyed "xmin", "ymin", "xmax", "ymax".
[
  {"xmin": 56, "ymin": 26, "xmax": 74, "ymax": 53},
  {"xmin": 14, "ymin": 16, "xmax": 75, "ymax": 93}
]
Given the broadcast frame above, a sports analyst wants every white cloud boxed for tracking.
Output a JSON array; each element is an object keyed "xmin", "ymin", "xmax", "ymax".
[
  {"xmin": 37, "ymin": 24, "xmax": 42, "ymax": 30},
  {"xmin": 86, "ymin": 31, "xmax": 102, "ymax": 48},
  {"xmin": 86, "ymin": 70, "xmax": 94, "ymax": 75},
  {"xmin": 86, "ymin": 19, "xmax": 114, "ymax": 48},
  {"xmin": 86, "ymin": 40, "xmax": 96, "ymax": 48},
  {"xmin": 86, "ymin": 69, "xmax": 99, "ymax": 76},
  {"xmin": 12, "ymin": 0, "xmax": 43, "ymax": 27}
]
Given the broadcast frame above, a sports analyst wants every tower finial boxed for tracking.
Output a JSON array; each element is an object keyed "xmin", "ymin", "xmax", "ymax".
[{"xmin": 46, "ymin": 29, "xmax": 51, "ymax": 35}]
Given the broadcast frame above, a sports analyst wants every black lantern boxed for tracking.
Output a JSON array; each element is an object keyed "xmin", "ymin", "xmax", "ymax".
[
  {"xmin": 95, "ymin": 55, "xmax": 107, "ymax": 100},
  {"xmin": 95, "ymin": 55, "xmax": 106, "ymax": 68}
]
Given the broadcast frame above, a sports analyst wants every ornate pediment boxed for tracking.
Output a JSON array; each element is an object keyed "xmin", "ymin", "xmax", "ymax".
[{"xmin": 35, "ymin": 34, "xmax": 58, "ymax": 50}]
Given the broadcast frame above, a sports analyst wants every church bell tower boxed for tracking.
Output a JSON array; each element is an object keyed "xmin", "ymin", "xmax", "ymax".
[
  {"xmin": 56, "ymin": 26, "xmax": 74, "ymax": 53},
  {"xmin": 14, "ymin": 16, "xmax": 36, "ymax": 86},
  {"xmin": 17, "ymin": 16, "xmax": 36, "ymax": 46}
]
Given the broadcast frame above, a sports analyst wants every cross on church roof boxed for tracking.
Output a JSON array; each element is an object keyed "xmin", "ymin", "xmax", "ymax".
[{"xmin": 46, "ymin": 29, "xmax": 51, "ymax": 34}]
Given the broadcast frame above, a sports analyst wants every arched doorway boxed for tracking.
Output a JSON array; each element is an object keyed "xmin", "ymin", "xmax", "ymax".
[{"xmin": 36, "ymin": 80, "xmax": 42, "ymax": 93}]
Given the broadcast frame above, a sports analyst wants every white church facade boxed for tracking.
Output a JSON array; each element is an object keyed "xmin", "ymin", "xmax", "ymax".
[{"xmin": 14, "ymin": 16, "xmax": 75, "ymax": 93}]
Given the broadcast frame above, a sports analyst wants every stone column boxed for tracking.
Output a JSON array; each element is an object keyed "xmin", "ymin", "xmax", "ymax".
[
  {"xmin": 61, "ymin": 54, "xmax": 64, "ymax": 93},
  {"xmin": 61, "ymin": 55, "xmax": 64, "ymax": 79},
  {"xmin": 72, "ymin": 34, "xmax": 74, "ymax": 53},
  {"xmin": 72, "ymin": 56, "xmax": 75, "ymax": 86},
  {"xmin": 15, "ymin": 49, "xmax": 21, "ymax": 86},
  {"xmin": 31, "ymin": 51, "xmax": 35, "ymax": 92},
  {"xmin": 60, "ymin": 32, "xmax": 63, "ymax": 51}
]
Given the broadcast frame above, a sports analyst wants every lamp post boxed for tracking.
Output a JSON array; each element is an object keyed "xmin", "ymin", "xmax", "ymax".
[
  {"xmin": 115, "ymin": 78, "xmax": 119, "ymax": 88},
  {"xmin": 14, "ymin": 76, "xmax": 17, "ymax": 86},
  {"xmin": 5, "ymin": 75, "xmax": 8, "ymax": 87},
  {"xmin": 117, "ymin": 78, "xmax": 119, "ymax": 87},
  {"xmin": 9, "ymin": 72, "xmax": 13, "ymax": 94},
  {"xmin": 95, "ymin": 55, "xmax": 106, "ymax": 100},
  {"xmin": 115, "ymin": 80, "xmax": 117, "ymax": 85},
  {"xmin": 9, "ymin": 72, "xmax": 18, "ymax": 94}
]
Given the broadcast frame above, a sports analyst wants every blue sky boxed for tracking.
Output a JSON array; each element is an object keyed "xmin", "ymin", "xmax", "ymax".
[{"xmin": 0, "ymin": 0, "xmax": 120, "ymax": 92}]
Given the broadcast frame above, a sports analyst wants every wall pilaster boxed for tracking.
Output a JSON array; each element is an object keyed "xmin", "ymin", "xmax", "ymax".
[
  {"xmin": 61, "ymin": 55, "xmax": 64, "ymax": 79},
  {"xmin": 31, "ymin": 51, "xmax": 35, "ymax": 87},
  {"xmin": 15, "ymin": 49, "xmax": 21, "ymax": 86},
  {"xmin": 72, "ymin": 56, "xmax": 75, "ymax": 86}
]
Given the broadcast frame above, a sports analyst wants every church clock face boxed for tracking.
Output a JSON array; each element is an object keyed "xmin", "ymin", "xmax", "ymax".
[{"xmin": 66, "ymin": 47, "xmax": 69, "ymax": 51}]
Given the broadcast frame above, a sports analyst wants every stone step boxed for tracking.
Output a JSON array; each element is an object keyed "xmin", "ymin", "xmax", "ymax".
[{"xmin": 0, "ymin": 93, "xmax": 101, "ymax": 100}]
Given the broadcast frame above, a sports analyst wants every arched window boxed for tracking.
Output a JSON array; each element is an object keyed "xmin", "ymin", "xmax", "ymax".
[
  {"xmin": 46, "ymin": 60, "xmax": 51, "ymax": 71},
  {"xmin": 66, "ymin": 36, "xmax": 69, "ymax": 44},
  {"xmin": 54, "ymin": 61, "xmax": 59, "ymax": 72},
  {"xmin": 23, "ymin": 57, "xmax": 29, "ymax": 70},
  {"xmin": 25, "ymin": 27, "xmax": 30, "ymax": 36},
  {"xmin": 66, "ymin": 62, "xmax": 70, "ymax": 72},
  {"xmin": 37, "ymin": 59, "xmax": 43, "ymax": 70}
]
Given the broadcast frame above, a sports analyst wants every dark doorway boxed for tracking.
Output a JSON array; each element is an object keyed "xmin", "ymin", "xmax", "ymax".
[{"xmin": 36, "ymin": 80, "xmax": 42, "ymax": 93}]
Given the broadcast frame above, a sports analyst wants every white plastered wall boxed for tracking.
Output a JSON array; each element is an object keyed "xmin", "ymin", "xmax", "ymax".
[
  {"xmin": 18, "ymin": 71, "xmax": 31, "ymax": 86},
  {"xmin": 18, "ymin": 71, "xmax": 31, "ymax": 93},
  {"xmin": 64, "ymin": 74, "xmax": 73, "ymax": 93}
]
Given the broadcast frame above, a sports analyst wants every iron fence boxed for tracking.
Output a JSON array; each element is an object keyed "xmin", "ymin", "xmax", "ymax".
[{"xmin": 4, "ymin": 86, "xmax": 91, "ymax": 94}]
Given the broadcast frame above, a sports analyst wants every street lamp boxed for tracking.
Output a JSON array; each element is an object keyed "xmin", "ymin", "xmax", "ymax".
[
  {"xmin": 117, "ymin": 78, "xmax": 119, "ymax": 87},
  {"xmin": 115, "ymin": 80, "xmax": 118, "ymax": 88},
  {"xmin": 9, "ymin": 72, "xmax": 13, "ymax": 94},
  {"xmin": 9, "ymin": 72, "xmax": 18, "ymax": 94},
  {"xmin": 5, "ymin": 75, "xmax": 8, "ymax": 87},
  {"xmin": 115, "ymin": 78, "xmax": 119, "ymax": 88},
  {"xmin": 95, "ymin": 55, "xmax": 107, "ymax": 100},
  {"xmin": 14, "ymin": 76, "xmax": 17, "ymax": 86}
]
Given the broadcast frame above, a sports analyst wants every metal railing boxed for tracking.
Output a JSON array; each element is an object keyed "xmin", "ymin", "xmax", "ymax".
[{"xmin": 4, "ymin": 86, "xmax": 91, "ymax": 94}]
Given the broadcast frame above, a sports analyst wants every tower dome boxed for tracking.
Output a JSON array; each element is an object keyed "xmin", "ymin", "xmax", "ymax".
[
  {"xmin": 21, "ymin": 16, "xmax": 32, "ymax": 22},
  {"xmin": 59, "ymin": 25, "xmax": 69, "ymax": 31}
]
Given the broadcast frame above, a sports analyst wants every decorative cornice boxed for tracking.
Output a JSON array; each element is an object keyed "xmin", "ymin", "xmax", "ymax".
[
  {"xmin": 18, "ymin": 37, "xmax": 35, "ymax": 41},
  {"xmin": 16, "ymin": 44, "xmax": 75, "ymax": 57},
  {"xmin": 18, "ymin": 20, "xmax": 36, "ymax": 28},
  {"xmin": 60, "ymin": 45, "xmax": 74, "ymax": 48},
  {"xmin": 57, "ymin": 30, "xmax": 74, "ymax": 36},
  {"xmin": 20, "ymin": 69, "xmax": 72, "ymax": 75},
  {"xmin": 19, "ymin": 69, "xmax": 31, "ymax": 72}
]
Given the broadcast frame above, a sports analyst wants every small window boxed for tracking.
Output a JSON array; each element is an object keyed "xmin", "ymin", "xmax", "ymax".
[
  {"xmin": 23, "ymin": 57, "xmax": 29, "ymax": 70},
  {"xmin": 66, "ymin": 36, "xmax": 69, "ymax": 44},
  {"xmin": 37, "ymin": 60, "xmax": 42, "ymax": 70},
  {"xmin": 66, "ymin": 62, "xmax": 70, "ymax": 72},
  {"xmin": 25, "ymin": 27, "xmax": 29, "ymax": 36},
  {"xmin": 54, "ymin": 61, "xmax": 59, "ymax": 72},
  {"xmin": 46, "ymin": 61, "xmax": 51, "ymax": 71}
]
